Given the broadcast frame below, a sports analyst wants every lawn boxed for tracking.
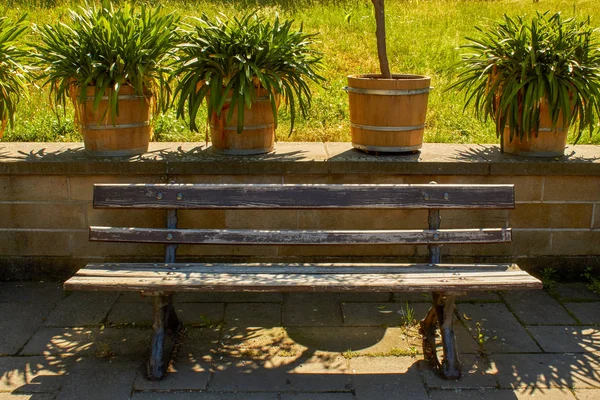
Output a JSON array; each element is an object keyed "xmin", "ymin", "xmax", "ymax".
[{"xmin": 2, "ymin": 0, "xmax": 599, "ymax": 144}]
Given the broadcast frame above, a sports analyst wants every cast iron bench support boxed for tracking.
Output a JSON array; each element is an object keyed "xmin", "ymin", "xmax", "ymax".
[{"xmin": 64, "ymin": 183, "xmax": 542, "ymax": 381}]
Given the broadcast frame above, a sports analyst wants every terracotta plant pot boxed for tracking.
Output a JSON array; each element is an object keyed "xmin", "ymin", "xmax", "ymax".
[
  {"xmin": 208, "ymin": 88, "xmax": 277, "ymax": 155},
  {"xmin": 501, "ymin": 99, "xmax": 568, "ymax": 158},
  {"xmin": 345, "ymin": 74, "xmax": 431, "ymax": 153},
  {"xmin": 74, "ymin": 85, "xmax": 151, "ymax": 157}
]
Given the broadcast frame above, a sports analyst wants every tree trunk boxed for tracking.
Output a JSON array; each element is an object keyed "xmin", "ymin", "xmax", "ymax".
[{"xmin": 372, "ymin": 0, "xmax": 391, "ymax": 79}]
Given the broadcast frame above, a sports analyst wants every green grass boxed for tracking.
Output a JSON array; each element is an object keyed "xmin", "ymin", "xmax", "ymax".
[{"xmin": 2, "ymin": 0, "xmax": 599, "ymax": 144}]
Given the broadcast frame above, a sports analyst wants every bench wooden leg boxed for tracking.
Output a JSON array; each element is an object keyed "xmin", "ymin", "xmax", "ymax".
[
  {"xmin": 147, "ymin": 293, "xmax": 181, "ymax": 380},
  {"xmin": 419, "ymin": 292, "xmax": 462, "ymax": 380}
]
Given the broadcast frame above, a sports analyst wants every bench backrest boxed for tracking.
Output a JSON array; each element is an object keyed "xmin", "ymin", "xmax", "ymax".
[{"xmin": 90, "ymin": 183, "xmax": 515, "ymax": 264}]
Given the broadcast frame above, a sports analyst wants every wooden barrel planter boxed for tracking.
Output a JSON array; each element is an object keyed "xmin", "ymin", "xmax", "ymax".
[
  {"xmin": 209, "ymin": 89, "xmax": 277, "ymax": 155},
  {"xmin": 75, "ymin": 86, "xmax": 151, "ymax": 157},
  {"xmin": 501, "ymin": 99, "xmax": 568, "ymax": 157},
  {"xmin": 345, "ymin": 74, "xmax": 431, "ymax": 153}
]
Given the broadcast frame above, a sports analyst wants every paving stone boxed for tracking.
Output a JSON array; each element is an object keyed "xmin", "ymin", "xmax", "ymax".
[
  {"xmin": 44, "ymin": 292, "xmax": 118, "ymax": 327},
  {"xmin": 501, "ymin": 290, "xmax": 575, "ymax": 325},
  {"xmin": 21, "ymin": 327, "xmax": 151, "ymax": 358},
  {"xmin": 342, "ymin": 302, "xmax": 430, "ymax": 327},
  {"xmin": 209, "ymin": 354, "xmax": 352, "ymax": 392},
  {"xmin": 132, "ymin": 393, "xmax": 277, "ymax": 400},
  {"xmin": 219, "ymin": 327, "xmax": 305, "ymax": 359},
  {"xmin": 528, "ymin": 326, "xmax": 600, "ymax": 353},
  {"xmin": 0, "ymin": 394, "xmax": 56, "ymax": 400},
  {"xmin": 419, "ymin": 354, "xmax": 498, "ymax": 389},
  {"xmin": 0, "ymin": 282, "xmax": 64, "ymax": 304},
  {"xmin": 178, "ymin": 327, "xmax": 221, "ymax": 362},
  {"xmin": 555, "ymin": 283, "xmax": 600, "ymax": 301},
  {"xmin": 457, "ymin": 291, "xmax": 503, "ymax": 303},
  {"xmin": 133, "ymin": 359, "xmax": 210, "ymax": 391},
  {"xmin": 349, "ymin": 356, "xmax": 428, "ymax": 400},
  {"xmin": 574, "ymin": 389, "xmax": 600, "ymax": 399},
  {"xmin": 458, "ymin": 303, "xmax": 541, "ymax": 353},
  {"xmin": 285, "ymin": 326, "xmax": 411, "ymax": 355},
  {"xmin": 564, "ymin": 302, "xmax": 600, "ymax": 324},
  {"xmin": 56, "ymin": 357, "xmax": 138, "ymax": 400},
  {"xmin": 174, "ymin": 292, "xmax": 283, "ymax": 303},
  {"xmin": 224, "ymin": 303, "xmax": 281, "ymax": 328},
  {"xmin": 428, "ymin": 388, "xmax": 576, "ymax": 399},
  {"xmin": 283, "ymin": 293, "xmax": 343, "ymax": 327},
  {"xmin": 393, "ymin": 292, "xmax": 432, "ymax": 303},
  {"xmin": 0, "ymin": 303, "xmax": 51, "ymax": 355},
  {"xmin": 491, "ymin": 353, "xmax": 600, "ymax": 389},
  {"xmin": 0, "ymin": 356, "xmax": 70, "ymax": 394},
  {"xmin": 281, "ymin": 394, "xmax": 355, "ymax": 400},
  {"xmin": 106, "ymin": 302, "xmax": 224, "ymax": 326}
]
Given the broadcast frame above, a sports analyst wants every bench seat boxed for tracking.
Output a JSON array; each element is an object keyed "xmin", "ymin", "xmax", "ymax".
[{"xmin": 66, "ymin": 263, "xmax": 541, "ymax": 293}]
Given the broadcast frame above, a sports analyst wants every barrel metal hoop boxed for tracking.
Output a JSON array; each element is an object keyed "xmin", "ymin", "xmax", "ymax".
[
  {"xmin": 83, "ymin": 121, "xmax": 150, "ymax": 130},
  {"xmin": 352, "ymin": 143, "xmax": 423, "ymax": 152},
  {"xmin": 210, "ymin": 123, "xmax": 274, "ymax": 131},
  {"xmin": 351, "ymin": 122, "xmax": 425, "ymax": 132},
  {"xmin": 343, "ymin": 87, "xmax": 432, "ymax": 96},
  {"xmin": 85, "ymin": 95, "xmax": 148, "ymax": 101}
]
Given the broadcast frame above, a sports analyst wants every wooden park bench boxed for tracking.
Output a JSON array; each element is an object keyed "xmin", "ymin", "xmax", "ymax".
[{"xmin": 64, "ymin": 183, "xmax": 542, "ymax": 380}]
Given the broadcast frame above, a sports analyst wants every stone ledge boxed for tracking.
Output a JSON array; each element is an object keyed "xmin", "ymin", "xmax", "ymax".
[{"xmin": 0, "ymin": 142, "xmax": 598, "ymax": 176}]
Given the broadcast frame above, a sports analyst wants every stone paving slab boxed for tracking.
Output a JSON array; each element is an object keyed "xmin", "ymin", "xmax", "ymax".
[
  {"xmin": 21, "ymin": 327, "xmax": 151, "ymax": 358},
  {"xmin": 0, "ymin": 394, "xmax": 56, "ymax": 400},
  {"xmin": 428, "ymin": 388, "xmax": 577, "ymax": 399},
  {"xmin": 224, "ymin": 303, "xmax": 281, "ymax": 328},
  {"xmin": 44, "ymin": 292, "xmax": 119, "ymax": 327},
  {"xmin": 527, "ymin": 326, "xmax": 600, "ymax": 353},
  {"xmin": 208, "ymin": 354, "xmax": 352, "ymax": 392},
  {"xmin": 106, "ymin": 302, "xmax": 225, "ymax": 326},
  {"xmin": 133, "ymin": 359, "xmax": 210, "ymax": 391},
  {"xmin": 500, "ymin": 290, "xmax": 576, "ymax": 325},
  {"xmin": 490, "ymin": 353, "xmax": 600, "ymax": 389},
  {"xmin": 419, "ymin": 355, "xmax": 498, "ymax": 389},
  {"xmin": 574, "ymin": 389, "xmax": 600, "ymax": 399},
  {"xmin": 175, "ymin": 292, "xmax": 284, "ymax": 303},
  {"xmin": 281, "ymin": 393, "xmax": 355, "ymax": 400},
  {"xmin": 283, "ymin": 294, "xmax": 344, "ymax": 327},
  {"xmin": 342, "ymin": 302, "xmax": 430, "ymax": 327},
  {"xmin": 349, "ymin": 356, "xmax": 428, "ymax": 400},
  {"xmin": 555, "ymin": 283, "xmax": 600, "ymax": 301},
  {"xmin": 0, "ymin": 303, "xmax": 54, "ymax": 355},
  {"xmin": 563, "ymin": 302, "xmax": 600, "ymax": 324},
  {"xmin": 132, "ymin": 393, "xmax": 278, "ymax": 400},
  {"xmin": 55, "ymin": 357, "xmax": 138, "ymax": 400},
  {"xmin": 458, "ymin": 303, "xmax": 541, "ymax": 353},
  {"xmin": 219, "ymin": 327, "xmax": 305, "ymax": 360},
  {"xmin": 0, "ymin": 283, "xmax": 63, "ymax": 304},
  {"xmin": 0, "ymin": 356, "xmax": 70, "ymax": 394},
  {"xmin": 177, "ymin": 327, "xmax": 221, "ymax": 361}
]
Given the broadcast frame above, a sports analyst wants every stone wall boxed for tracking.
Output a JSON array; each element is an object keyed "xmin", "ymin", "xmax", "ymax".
[{"xmin": 1, "ymin": 142, "xmax": 598, "ymax": 280}]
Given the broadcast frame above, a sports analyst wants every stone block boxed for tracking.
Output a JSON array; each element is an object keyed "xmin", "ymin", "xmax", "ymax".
[
  {"xmin": 440, "ymin": 209, "xmax": 508, "ymax": 229},
  {"xmin": 544, "ymin": 176, "xmax": 600, "ymax": 201},
  {"xmin": 594, "ymin": 204, "xmax": 600, "ymax": 229},
  {"xmin": 443, "ymin": 230, "xmax": 551, "ymax": 257},
  {"xmin": 418, "ymin": 354, "xmax": 498, "ymax": 389},
  {"xmin": 56, "ymin": 357, "xmax": 138, "ymax": 400},
  {"xmin": 491, "ymin": 353, "xmax": 600, "ymax": 389},
  {"xmin": 70, "ymin": 231, "xmax": 163, "ymax": 257},
  {"xmin": 528, "ymin": 326, "xmax": 600, "ymax": 353},
  {"xmin": 550, "ymin": 231, "xmax": 600, "ymax": 256},
  {"xmin": 283, "ymin": 174, "xmax": 406, "ymax": 184},
  {"xmin": 69, "ymin": 174, "xmax": 166, "ymax": 201},
  {"xmin": 0, "ymin": 176, "xmax": 69, "ymax": 201},
  {"xmin": 178, "ymin": 209, "xmax": 226, "ymax": 229},
  {"xmin": 500, "ymin": 290, "xmax": 575, "ymax": 325},
  {"xmin": 277, "ymin": 244, "xmax": 417, "ymax": 258},
  {"xmin": 349, "ymin": 356, "xmax": 428, "ymax": 400},
  {"xmin": 0, "ymin": 231, "xmax": 71, "ymax": 257},
  {"xmin": 434, "ymin": 175, "xmax": 544, "ymax": 202},
  {"xmin": 281, "ymin": 394, "xmax": 355, "ymax": 400},
  {"xmin": 0, "ymin": 203, "xmax": 86, "ymax": 229},
  {"xmin": 0, "ymin": 355, "xmax": 69, "ymax": 394},
  {"xmin": 133, "ymin": 393, "xmax": 277, "ymax": 400},
  {"xmin": 226, "ymin": 209, "xmax": 299, "ymax": 229},
  {"xmin": 283, "ymin": 293, "xmax": 343, "ymax": 327},
  {"xmin": 176, "ymin": 243, "xmax": 278, "ymax": 257},
  {"xmin": 457, "ymin": 303, "xmax": 541, "ymax": 353},
  {"xmin": 225, "ymin": 303, "xmax": 282, "ymax": 328},
  {"xmin": 208, "ymin": 354, "xmax": 351, "ymax": 392},
  {"xmin": 175, "ymin": 292, "xmax": 283, "ymax": 303},
  {"xmin": 510, "ymin": 204, "xmax": 594, "ymax": 229},
  {"xmin": 177, "ymin": 174, "xmax": 284, "ymax": 184},
  {"xmin": 564, "ymin": 302, "xmax": 600, "ymax": 324},
  {"xmin": 0, "ymin": 302, "xmax": 55, "ymax": 355},
  {"xmin": 44, "ymin": 292, "xmax": 119, "ymax": 327},
  {"xmin": 298, "ymin": 209, "xmax": 428, "ymax": 230},
  {"xmin": 87, "ymin": 206, "xmax": 166, "ymax": 228}
]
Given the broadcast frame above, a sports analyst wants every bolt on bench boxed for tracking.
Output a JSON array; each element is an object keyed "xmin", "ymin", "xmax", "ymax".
[{"xmin": 64, "ymin": 183, "xmax": 542, "ymax": 380}]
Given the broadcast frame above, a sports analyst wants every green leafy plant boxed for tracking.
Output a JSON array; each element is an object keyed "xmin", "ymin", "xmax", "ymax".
[
  {"xmin": 450, "ymin": 12, "xmax": 600, "ymax": 146},
  {"xmin": 582, "ymin": 267, "xmax": 600, "ymax": 295},
  {"xmin": 32, "ymin": 0, "xmax": 180, "ymax": 122},
  {"xmin": 400, "ymin": 301, "xmax": 417, "ymax": 327},
  {"xmin": 0, "ymin": 14, "xmax": 30, "ymax": 137},
  {"xmin": 541, "ymin": 267, "xmax": 558, "ymax": 295},
  {"xmin": 173, "ymin": 12, "xmax": 325, "ymax": 133}
]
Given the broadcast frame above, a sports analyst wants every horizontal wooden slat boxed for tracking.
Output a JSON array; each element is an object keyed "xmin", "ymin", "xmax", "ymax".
[
  {"xmin": 64, "ymin": 263, "xmax": 542, "ymax": 293},
  {"xmin": 93, "ymin": 184, "xmax": 515, "ymax": 210},
  {"xmin": 89, "ymin": 227, "xmax": 512, "ymax": 245}
]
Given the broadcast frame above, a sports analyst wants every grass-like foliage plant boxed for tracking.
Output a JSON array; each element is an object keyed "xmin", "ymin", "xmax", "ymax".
[
  {"xmin": 32, "ymin": 0, "xmax": 180, "ymax": 123},
  {"xmin": 451, "ymin": 12, "xmax": 600, "ymax": 144},
  {"xmin": 0, "ymin": 14, "xmax": 29, "ymax": 137},
  {"xmin": 174, "ymin": 13, "xmax": 325, "ymax": 134}
]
